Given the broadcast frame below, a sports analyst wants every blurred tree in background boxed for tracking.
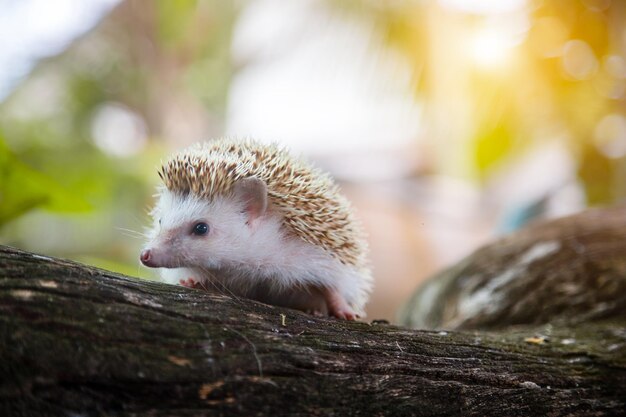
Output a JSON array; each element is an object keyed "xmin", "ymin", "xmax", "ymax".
[
  {"xmin": 0, "ymin": 0, "xmax": 625, "ymax": 293},
  {"xmin": 351, "ymin": 0, "xmax": 626, "ymax": 202}
]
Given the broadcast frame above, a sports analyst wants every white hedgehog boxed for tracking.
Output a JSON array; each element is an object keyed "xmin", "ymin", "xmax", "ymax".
[{"xmin": 140, "ymin": 139, "xmax": 372, "ymax": 319}]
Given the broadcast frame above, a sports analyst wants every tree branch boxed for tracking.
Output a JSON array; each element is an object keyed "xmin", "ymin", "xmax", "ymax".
[{"xmin": 1, "ymin": 245, "xmax": 625, "ymax": 416}]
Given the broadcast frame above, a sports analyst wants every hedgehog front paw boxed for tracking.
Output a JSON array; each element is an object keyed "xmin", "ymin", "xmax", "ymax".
[{"xmin": 179, "ymin": 277, "xmax": 204, "ymax": 290}]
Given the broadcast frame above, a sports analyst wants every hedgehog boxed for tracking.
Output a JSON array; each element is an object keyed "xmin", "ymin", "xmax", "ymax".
[{"xmin": 140, "ymin": 139, "xmax": 372, "ymax": 319}]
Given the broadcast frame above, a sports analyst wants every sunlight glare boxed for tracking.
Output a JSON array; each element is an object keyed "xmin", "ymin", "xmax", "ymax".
[{"xmin": 469, "ymin": 28, "xmax": 512, "ymax": 69}]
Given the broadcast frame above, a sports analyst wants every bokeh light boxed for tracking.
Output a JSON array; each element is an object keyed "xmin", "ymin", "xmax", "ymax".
[
  {"xmin": 91, "ymin": 103, "xmax": 148, "ymax": 157},
  {"xmin": 594, "ymin": 113, "xmax": 626, "ymax": 158},
  {"xmin": 562, "ymin": 39, "xmax": 599, "ymax": 80},
  {"xmin": 469, "ymin": 27, "xmax": 514, "ymax": 69}
]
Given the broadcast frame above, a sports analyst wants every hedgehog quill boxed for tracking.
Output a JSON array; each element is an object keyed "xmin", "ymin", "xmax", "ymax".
[{"xmin": 140, "ymin": 139, "xmax": 372, "ymax": 320}]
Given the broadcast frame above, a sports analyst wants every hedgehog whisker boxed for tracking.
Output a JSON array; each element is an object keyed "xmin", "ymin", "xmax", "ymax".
[
  {"xmin": 195, "ymin": 263, "xmax": 247, "ymax": 308},
  {"xmin": 200, "ymin": 267, "xmax": 241, "ymax": 302},
  {"xmin": 178, "ymin": 251, "xmax": 225, "ymax": 299},
  {"xmin": 119, "ymin": 233, "xmax": 141, "ymax": 240},
  {"xmin": 116, "ymin": 227, "xmax": 148, "ymax": 239},
  {"xmin": 129, "ymin": 213, "xmax": 150, "ymax": 229}
]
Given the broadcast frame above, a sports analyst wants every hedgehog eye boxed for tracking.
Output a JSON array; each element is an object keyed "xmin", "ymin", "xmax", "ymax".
[{"xmin": 192, "ymin": 222, "xmax": 209, "ymax": 236}]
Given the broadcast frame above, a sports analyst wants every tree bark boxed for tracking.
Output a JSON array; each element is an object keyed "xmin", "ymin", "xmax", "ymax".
[
  {"xmin": 1, "ymin": 244, "xmax": 625, "ymax": 417},
  {"xmin": 400, "ymin": 206, "xmax": 626, "ymax": 331}
]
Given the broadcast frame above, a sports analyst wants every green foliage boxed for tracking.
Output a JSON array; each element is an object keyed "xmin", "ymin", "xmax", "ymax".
[
  {"xmin": 156, "ymin": 0, "xmax": 199, "ymax": 46},
  {"xmin": 0, "ymin": 137, "xmax": 91, "ymax": 228},
  {"xmin": 473, "ymin": 123, "xmax": 515, "ymax": 181}
]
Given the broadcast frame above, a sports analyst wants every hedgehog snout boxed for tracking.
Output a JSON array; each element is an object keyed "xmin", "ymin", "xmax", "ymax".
[
  {"xmin": 140, "ymin": 246, "xmax": 172, "ymax": 268},
  {"xmin": 140, "ymin": 241, "xmax": 184, "ymax": 269},
  {"xmin": 140, "ymin": 249, "xmax": 157, "ymax": 267}
]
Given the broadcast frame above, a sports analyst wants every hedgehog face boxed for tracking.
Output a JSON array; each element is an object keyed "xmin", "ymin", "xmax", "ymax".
[{"xmin": 141, "ymin": 178, "xmax": 271, "ymax": 271}]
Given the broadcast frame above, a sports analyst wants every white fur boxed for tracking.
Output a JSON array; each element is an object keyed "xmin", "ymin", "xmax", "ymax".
[{"xmin": 143, "ymin": 189, "xmax": 370, "ymax": 314}]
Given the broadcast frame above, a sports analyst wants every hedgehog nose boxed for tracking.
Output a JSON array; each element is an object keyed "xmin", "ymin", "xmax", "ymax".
[{"xmin": 140, "ymin": 249, "xmax": 153, "ymax": 266}]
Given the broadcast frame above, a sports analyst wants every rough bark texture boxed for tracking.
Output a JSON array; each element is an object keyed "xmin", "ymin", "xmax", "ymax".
[
  {"xmin": 1, "ymin": 244, "xmax": 625, "ymax": 417},
  {"xmin": 400, "ymin": 206, "xmax": 626, "ymax": 331}
]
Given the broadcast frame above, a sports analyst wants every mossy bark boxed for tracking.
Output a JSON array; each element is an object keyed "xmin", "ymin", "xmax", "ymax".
[{"xmin": 1, "ymin": 245, "xmax": 625, "ymax": 416}]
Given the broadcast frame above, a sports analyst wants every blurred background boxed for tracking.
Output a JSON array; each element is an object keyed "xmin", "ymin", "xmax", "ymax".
[{"xmin": 1, "ymin": 0, "xmax": 625, "ymax": 321}]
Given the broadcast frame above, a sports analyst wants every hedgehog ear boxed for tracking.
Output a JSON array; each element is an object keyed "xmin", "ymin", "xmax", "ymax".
[{"xmin": 232, "ymin": 177, "xmax": 268, "ymax": 226}]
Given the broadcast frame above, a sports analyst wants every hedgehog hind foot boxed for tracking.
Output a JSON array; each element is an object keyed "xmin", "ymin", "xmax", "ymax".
[{"xmin": 323, "ymin": 287, "xmax": 359, "ymax": 321}]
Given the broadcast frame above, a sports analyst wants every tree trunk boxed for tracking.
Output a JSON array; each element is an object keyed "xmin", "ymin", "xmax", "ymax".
[{"xmin": 1, "ymin": 244, "xmax": 625, "ymax": 417}]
